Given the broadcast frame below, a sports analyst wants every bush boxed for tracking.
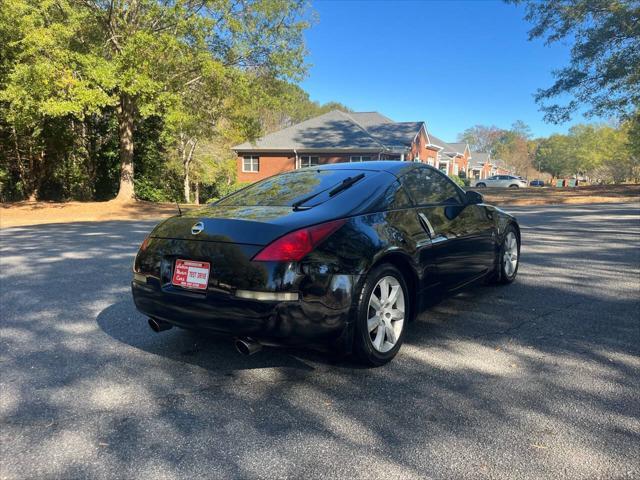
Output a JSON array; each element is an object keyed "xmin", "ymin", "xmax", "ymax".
[
  {"xmin": 448, "ymin": 174, "xmax": 465, "ymax": 187},
  {"xmin": 205, "ymin": 181, "xmax": 250, "ymax": 203},
  {"xmin": 134, "ymin": 177, "xmax": 168, "ymax": 202}
]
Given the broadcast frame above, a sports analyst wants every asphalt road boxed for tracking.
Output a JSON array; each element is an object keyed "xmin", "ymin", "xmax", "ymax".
[{"xmin": 1, "ymin": 203, "xmax": 639, "ymax": 479}]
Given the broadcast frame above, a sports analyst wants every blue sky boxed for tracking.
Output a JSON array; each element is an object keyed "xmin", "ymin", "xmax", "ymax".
[{"xmin": 299, "ymin": 0, "xmax": 581, "ymax": 141}]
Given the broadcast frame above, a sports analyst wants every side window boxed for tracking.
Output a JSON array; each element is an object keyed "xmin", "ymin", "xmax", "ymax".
[
  {"xmin": 401, "ymin": 167, "xmax": 463, "ymax": 205},
  {"xmin": 367, "ymin": 180, "xmax": 412, "ymax": 211},
  {"xmin": 299, "ymin": 156, "xmax": 319, "ymax": 168},
  {"xmin": 242, "ymin": 156, "xmax": 259, "ymax": 173}
]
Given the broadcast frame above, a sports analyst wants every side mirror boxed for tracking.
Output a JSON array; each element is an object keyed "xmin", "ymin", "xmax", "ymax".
[{"xmin": 465, "ymin": 190, "xmax": 484, "ymax": 205}]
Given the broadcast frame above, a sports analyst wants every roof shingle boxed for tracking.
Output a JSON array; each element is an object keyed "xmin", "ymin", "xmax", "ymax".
[
  {"xmin": 469, "ymin": 152, "xmax": 490, "ymax": 167},
  {"xmin": 233, "ymin": 110, "xmax": 423, "ymax": 152}
]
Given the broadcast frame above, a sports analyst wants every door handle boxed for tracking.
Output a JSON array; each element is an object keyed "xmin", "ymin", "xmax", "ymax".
[
  {"xmin": 418, "ymin": 213, "xmax": 436, "ymax": 238},
  {"xmin": 418, "ymin": 213, "xmax": 448, "ymax": 244}
]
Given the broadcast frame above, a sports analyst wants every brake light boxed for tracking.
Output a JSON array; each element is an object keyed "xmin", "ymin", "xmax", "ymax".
[
  {"xmin": 253, "ymin": 219, "xmax": 347, "ymax": 262},
  {"xmin": 139, "ymin": 236, "xmax": 151, "ymax": 252}
]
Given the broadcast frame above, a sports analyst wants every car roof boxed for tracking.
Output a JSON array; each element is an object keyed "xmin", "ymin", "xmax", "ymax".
[{"xmin": 312, "ymin": 160, "xmax": 424, "ymax": 175}]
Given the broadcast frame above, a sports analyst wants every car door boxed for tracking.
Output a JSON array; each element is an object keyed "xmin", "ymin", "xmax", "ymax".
[
  {"xmin": 485, "ymin": 175, "xmax": 497, "ymax": 187},
  {"xmin": 499, "ymin": 175, "xmax": 512, "ymax": 187},
  {"xmin": 400, "ymin": 165, "xmax": 495, "ymax": 289}
]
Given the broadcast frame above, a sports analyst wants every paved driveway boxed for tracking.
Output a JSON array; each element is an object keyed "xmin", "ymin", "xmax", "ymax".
[{"xmin": 1, "ymin": 203, "xmax": 639, "ymax": 479}]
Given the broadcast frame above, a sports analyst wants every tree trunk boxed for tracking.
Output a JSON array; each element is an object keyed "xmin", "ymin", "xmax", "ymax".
[
  {"xmin": 10, "ymin": 126, "xmax": 27, "ymax": 198},
  {"xmin": 183, "ymin": 166, "xmax": 190, "ymax": 203},
  {"xmin": 194, "ymin": 182, "xmax": 200, "ymax": 204},
  {"xmin": 115, "ymin": 93, "xmax": 135, "ymax": 202},
  {"xmin": 182, "ymin": 138, "xmax": 197, "ymax": 203},
  {"xmin": 181, "ymin": 137, "xmax": 190, "ymax": 203}
]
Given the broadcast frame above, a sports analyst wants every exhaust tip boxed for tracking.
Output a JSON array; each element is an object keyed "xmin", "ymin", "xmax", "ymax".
[
  {"xmin": 235, "ymin": 338, "xmax": 262, "ymax": 356},
  {"xmin": 148, "ymin": 318, "xmax": 172, "ymax": 333}
]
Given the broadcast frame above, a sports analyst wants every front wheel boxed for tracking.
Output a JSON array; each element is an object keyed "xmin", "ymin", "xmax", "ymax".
[
  {"xmin": 508, "ymin": 184, "xmax": 519, "ymax": 188},
  {"xmin": 476, "ymin": 182, "xmax": 486, "ymax": 188},
  {"xmin": 353, "ymin": 264, "xmax": 409, "ymax": 366},
  {"xmin": 495, "ymin": 226, "xmax": 520, "ymax": 284}
]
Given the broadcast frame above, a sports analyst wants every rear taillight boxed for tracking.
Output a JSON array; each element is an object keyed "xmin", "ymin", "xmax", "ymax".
[
  {"xmin": 139, "ymin": 236, "xmax": 151, "ymax": 252},
  {"xmin": 252, "ymin": 219, "xmax": 347, "ymax": 262}
]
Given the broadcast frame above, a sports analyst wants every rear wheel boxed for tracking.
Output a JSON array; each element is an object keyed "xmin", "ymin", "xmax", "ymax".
[
  {"xmin": 353, "ymin": 264, "xmax": 409, "ymax": 366},
  {"xmin": 509, "ymin": 184, "xmax": 519, "ymax": 188}
]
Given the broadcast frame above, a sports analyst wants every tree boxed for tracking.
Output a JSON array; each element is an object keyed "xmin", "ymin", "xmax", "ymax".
[
  {"xmin": 162, "ymin": 68, "xmax": 244, "ymax": 203},
  {"xmin": 535, "ymin": 134, "xmax": 576, "ymax": 178},
  {"xmin": 1, "ymin": 0, "xmax": 311, "ymax": 201},
  {"xmin": 493, "ymin": 130, "xmax": 532, "ymax": 176},
  {"xmin": 625, "ymin": 111, "xmax": 640, "ymax": 163},
  {"xmin": 591, "ymin": 123, "xmax": 637, "ymax": 183},
  {"xmin": 509, "ymin": 0, "xmax": 640, "ymax": 123},
  {"xmin": 620, "ymin": 118, "xmax": 640, "ymax": 182},
  {"xmin": 569, "ymin": 124, "xmax": 607, "ymax": 174},
  {"xmin": 510, "ymin": 120, "xmax": 532, "ymax": 139},
  {"xmin": 532, "ymin": 123, "xmax": 636, "ymax": 183},
  {"xmin": 460, "ymin": 121, "xmax": 534, "ymax": 175},
  {"xmin": 457, "ymin": 125, "xmax": 504, "ymax": 153},
  {"xmin": 250, "ymin": 80, "xmax": 351, "ymax": 135}
]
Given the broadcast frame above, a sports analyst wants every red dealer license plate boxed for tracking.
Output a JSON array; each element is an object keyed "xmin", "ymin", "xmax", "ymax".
[{"xmin": 171, "ymin": 259, "xmax": 210, "ymax": 290}]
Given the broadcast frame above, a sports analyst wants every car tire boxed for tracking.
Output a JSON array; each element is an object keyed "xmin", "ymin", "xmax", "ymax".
[
  {"xmin": 509, "ymin": 184, "xmax": 519, "ymax": 188},
  {"xmin": 492, "ymin": 225, "xmax": 520, "ymax": 284},
  {"xmin": 476, "ymin": 183, "xmax": 486, "ymax": 188},
  {"xmin": 353, "ymin": 263, "xmax": 410, "ymax": 366}
]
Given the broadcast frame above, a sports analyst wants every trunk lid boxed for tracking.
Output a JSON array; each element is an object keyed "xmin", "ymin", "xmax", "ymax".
[{"xmin": 150, "ymin": 205, "xmax": 297, "ymax": 245}]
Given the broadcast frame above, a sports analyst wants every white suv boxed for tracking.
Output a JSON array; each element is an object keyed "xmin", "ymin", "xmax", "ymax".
[{"xmin": 473, "ymin": 175, "xmax": 528, "ymax": 188}]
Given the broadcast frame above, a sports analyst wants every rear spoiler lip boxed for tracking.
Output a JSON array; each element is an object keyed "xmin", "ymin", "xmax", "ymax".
[{"xmin": 148, "ymin": 235, "xmax": 265, "ymax": 247}]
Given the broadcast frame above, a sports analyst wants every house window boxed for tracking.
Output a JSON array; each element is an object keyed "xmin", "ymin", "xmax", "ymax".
[
  {"xmin": 438, "ymin": 162, "xmax": 448, "ymax": 172},
  {"xmin": 242, "ymin": 156, "xmax": 259, "ymax": 173},
  {"xmin": 350, "ymin": 156, "xmax": 371, "ymax": 162},
  {"xmin": 299, "ymin": 156, "xmax": 319, "ymax": 168}
]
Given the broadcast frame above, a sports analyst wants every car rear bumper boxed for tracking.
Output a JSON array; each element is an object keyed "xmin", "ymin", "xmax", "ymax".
[{"xmin": 131, "ymin": 273, "xmax": 358, "ymax": 351}]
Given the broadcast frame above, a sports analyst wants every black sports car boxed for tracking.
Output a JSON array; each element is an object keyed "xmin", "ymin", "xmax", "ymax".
[{"xmin": 132, "ymin": 162, "xmax": 520, "ymax": 365}]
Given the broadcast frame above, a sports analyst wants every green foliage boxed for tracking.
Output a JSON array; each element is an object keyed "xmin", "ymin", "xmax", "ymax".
[
  {"xmin": 134, "ymin": 177, "xmax": 168, "ymax": 202},
  {"xmin": 534, "ymin": 123, "xmax": 637, "ymax": 183},
  {"xmin": 460, "ymin": 118, "xmax": 637, "ymax": 183},
  {"xmin": 535, "ymin": 134, "xmax": 576, "ymax": 178},
  {"xmin": 509, "ymin": 0, "xmax": 640, "ymax": 123},
  {"xmin": 0, "ymin": 0, "xmax": 315, "ymax": 202},
  {"xmin": 206, "ymin": 182, "xmax": 251, "ymax": 203},
  {"xmin": 448, "ymin": 175, "xmax": 465, "ymax": 187}
]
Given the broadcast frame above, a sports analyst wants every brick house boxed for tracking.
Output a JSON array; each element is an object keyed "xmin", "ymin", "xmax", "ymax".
[
  {"xmin": 491, "ymin": 159, "xmax": 512, "ymax": 176},
  {"xmin": 427, "ymin": 138, "xmax": 472, "ymax": 178},
  {"xmin": 469, "ymin": 152, "xmax": 493, "ymax": 180},
  {"xmin": 233, "ymin": 110, "xmax": 470, "ymax": 182}
]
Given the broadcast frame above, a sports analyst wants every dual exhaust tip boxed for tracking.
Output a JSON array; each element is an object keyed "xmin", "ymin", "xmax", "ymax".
[
  {"xmin": 147, "ymin": 318, "xmax": 262, "ymax": 356},
  {"xmin": 234, "ymin": 337, "xmax": 262, "ymax": 356},
  {"xmin": 148, "ymin": 318, "xmax": 172, "ymax": 333}
]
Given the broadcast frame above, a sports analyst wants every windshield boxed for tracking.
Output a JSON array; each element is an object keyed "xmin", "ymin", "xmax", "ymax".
[{"xmin": 216, "ymin": 169, "xmax": 368, "ymax": 207}]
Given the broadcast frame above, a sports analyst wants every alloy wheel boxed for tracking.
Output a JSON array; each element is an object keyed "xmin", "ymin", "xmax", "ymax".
[
  {"xmin": 503, "ymin": 232, "xmax": 518, "ymax": 277},
  {"xmin": 367, "ymin": 276, "xmax": 405, "ymax": 353}
]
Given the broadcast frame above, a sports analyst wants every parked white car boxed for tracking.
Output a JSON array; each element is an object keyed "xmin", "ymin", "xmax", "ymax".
[{"xmin": 473, "ymin": 175, "xmax": 528, "ymax": 188}]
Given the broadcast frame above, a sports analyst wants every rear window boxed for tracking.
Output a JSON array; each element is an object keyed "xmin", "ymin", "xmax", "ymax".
[{"xmin": 216, "ymin": 169, "xmax": 368, "ymax": 207}]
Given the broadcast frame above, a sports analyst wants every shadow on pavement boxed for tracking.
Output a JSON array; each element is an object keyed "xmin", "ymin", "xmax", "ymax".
[{"xmin": 1, "ymin": 205, "xmax": 639, "ymax": 479}]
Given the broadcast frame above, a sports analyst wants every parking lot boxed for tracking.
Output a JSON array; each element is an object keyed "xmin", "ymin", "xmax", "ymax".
[{"xmin": 1, "ymin": 203, "xmax": 639, "ymax": 479}]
